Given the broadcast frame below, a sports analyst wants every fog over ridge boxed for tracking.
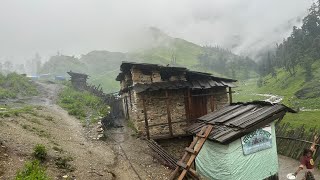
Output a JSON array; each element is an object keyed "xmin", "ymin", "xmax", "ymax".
[{"xmin": 0, "ymin": 0, "xmax": 315, "ymax": 62}]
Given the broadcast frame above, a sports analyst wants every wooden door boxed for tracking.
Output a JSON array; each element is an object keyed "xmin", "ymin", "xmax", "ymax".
[{"xmin": 189, "ymin": 95, "xmax": 207, "ymax": 121}]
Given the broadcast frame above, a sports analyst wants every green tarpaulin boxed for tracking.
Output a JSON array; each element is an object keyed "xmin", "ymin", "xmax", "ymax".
[{"xmin": 195, "ymin": 122, "xmax": 278, "ymax": 180}]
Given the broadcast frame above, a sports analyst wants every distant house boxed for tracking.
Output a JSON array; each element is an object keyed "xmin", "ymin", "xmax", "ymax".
[
  {"xmin": 116, "ymin": 62, "xmax": 236, "ymax": 139},
  {"xmin": 187, "ymin": 101, "xmax": 295, "ymax": 180},
  {"xmin": 67, "ymin": 71, "xmax": 88, "ymax": 90}
]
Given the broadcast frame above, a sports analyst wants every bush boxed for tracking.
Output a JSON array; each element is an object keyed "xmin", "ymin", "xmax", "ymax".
[
  {"xmin": 15, "ymin": 160, "xmax": 49, "ymax": 180},
  {"xmin": 55, "ymin": 156, "xmax": 74, "ymax": 171},
  {"xmin": 33, "ymin": 144, "xmax": 47, "ymax": 162}
]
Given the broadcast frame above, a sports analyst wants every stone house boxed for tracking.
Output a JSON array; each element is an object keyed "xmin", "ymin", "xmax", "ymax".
[{"xmin": 116, "ymin": 62, "xmax": 236, "ymax": 139}]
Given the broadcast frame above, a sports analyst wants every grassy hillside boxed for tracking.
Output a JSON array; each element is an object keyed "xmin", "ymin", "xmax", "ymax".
[
  {"xmin": 0, "ymin": 73, "xmax": 38, "ymax": 99},
  {"xmin": 131, "ymin": 38, "xmax": 203, "ymax": 67},
  {"xmin": 234, "ymin": 61, "xmax": 320, "ymax": 129}
]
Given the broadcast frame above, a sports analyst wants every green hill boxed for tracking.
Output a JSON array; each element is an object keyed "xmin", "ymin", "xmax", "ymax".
[
  {"xmin": 234, "ymin": 61, "xmax": 320, "ymax": 129},
  {"xmin": 40, "ymin": 28, "xmax": 257, "ymax": 93},
  {"xmin": 236, "ymin": 2, "xmax": 320, "ymax": 129}
]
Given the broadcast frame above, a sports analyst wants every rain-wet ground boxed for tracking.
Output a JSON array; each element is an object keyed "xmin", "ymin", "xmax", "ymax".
[{"xmin": 279, "ymin": 155, "xmax": 320, "ymax": 180}]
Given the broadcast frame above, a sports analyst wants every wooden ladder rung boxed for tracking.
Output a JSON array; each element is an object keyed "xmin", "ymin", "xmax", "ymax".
[
  {"xmin": 177, "ymin": 161, "xmax": 188, "ymax": 169},
  {"xmin": 196, "ymin": 134, "xmax": 206, "ymax": 138},
  {"xmin": 185, "ymin": 147, "xmax": 195, "ymax": 154},
  {"xmin": 170, "ymin": 125, "xmax": 214, "ymax": 180}
]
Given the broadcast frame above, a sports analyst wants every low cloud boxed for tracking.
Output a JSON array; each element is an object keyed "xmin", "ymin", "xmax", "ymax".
[{"xmin": 0, "ymin": 0, "xmax": 314, "ymax": 62}]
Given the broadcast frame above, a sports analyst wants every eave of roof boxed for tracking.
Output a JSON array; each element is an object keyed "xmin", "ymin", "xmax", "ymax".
[
  {"xmin": 67, "ymin": 71, "xmax": 89, "ymax": 78},
  {"xmin": 119, "ymin": 78, "xmax": 236, "ymax": 94},
  {"xmin": 186, "ymin": 101, "xmax": 295, "ymax": 144}
]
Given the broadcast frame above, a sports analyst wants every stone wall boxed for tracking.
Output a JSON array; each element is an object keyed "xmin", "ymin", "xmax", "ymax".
[
  {"xmin": 124, "ymin": 89, "xmax": 187, "ymax": 137},
  {"xmin": 123, "ymin": 87, "xmax": 229, "ymax": 138},
  {"xmin": 205, "ymin": 87, "xmax": 229, "ymax": 113},
  {"xmin": 128, "ymin": 68, "xmax": 186, "ymax": 86},
  {"xmin": 131, "ymin": 68, "xmax": 152, "ymax": 84}
]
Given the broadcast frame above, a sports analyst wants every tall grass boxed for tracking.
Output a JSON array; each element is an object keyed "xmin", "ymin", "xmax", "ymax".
[
  {"xmin": 0, "ymin": 73, "xmax": 38, "ymax": 99},
  {"xmin": 15, "ymin": 160, "xmax": 49, "ymax": 180},
  {"xmin": 58, "ymin": 86, "xmax": 109, "ymax": 122}
]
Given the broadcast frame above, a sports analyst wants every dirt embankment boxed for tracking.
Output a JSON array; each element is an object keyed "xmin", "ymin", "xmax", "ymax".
[{"xmin": 0, "ymin": 82, "xmax": 170, "ymax": 180}]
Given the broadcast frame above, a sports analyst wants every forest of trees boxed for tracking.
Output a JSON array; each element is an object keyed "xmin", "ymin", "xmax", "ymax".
[
  {"xmin": 197, "ymin": 46, "xmax": 257, "ymax": 79},
  {"xmin": 259, "ymin": 1, "xmax": 320, "ymax": 81}
]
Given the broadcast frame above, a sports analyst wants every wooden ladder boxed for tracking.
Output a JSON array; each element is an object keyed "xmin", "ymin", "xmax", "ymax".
[{"xmin": 169, "ymin": 125, "xmax": 214, "ymax": 180}]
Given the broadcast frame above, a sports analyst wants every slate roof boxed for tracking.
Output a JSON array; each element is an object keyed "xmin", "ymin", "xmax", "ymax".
[
  {"xmin": 187, "ymin": 101, "xmax": 295, "ymax": 144},
  {"xmin": 67, "ymin": 71, "xmax": 88, "ymax": 79},
  {"xmin": 116, "ymin": 62, "xmax": 237, "ymax": 93},
  {"xmin": 131, "ymin": 79, "xmax": 235, "ymax": 93}
]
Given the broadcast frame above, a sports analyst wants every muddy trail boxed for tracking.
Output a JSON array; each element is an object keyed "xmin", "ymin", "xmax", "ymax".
[{"xmin": 0, "ymin": 82, "xmax": 170, "ymax": 180}]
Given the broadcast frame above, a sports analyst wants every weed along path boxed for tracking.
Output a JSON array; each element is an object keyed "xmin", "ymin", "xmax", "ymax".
[{"xmin": 0, "ymin": 82, "xmax": 170, "ymax": 180}]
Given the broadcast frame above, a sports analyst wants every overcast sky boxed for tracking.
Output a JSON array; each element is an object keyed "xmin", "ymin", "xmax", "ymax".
[{"xmin": 0, "ymin": 0, "xmax": 315, "ymax": 62}]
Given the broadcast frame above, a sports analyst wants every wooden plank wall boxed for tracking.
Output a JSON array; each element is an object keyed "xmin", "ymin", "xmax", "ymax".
[{"xmin": 276, "ymin": 123, "xmax": 320, "ymax": 161}]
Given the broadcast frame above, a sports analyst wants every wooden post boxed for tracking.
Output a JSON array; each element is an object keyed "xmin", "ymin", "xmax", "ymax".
[
  {"xmin": 165, "ymin": 90, "xmax": 173, "ymax": 137},
  {"xmin": 125, "ymin": 96, "xmax": 130, "ymax": 120},
  {"xmin": 188, "ymin": 88, "xmax": 192, "ymax": 121},
  {"xmin": 210, "ymin": 96, "xmax": 215, "ymax": 112},
  {"xmin": 228, "ymin": 87, "xmax": 232, "ymax": 104},
  {"xmin": 142, "ymin": 95, "xmax": 150, "ymax": 140},
  {"xmin": 184, "ymin": 89, "xmax": 190, "ymax": 121},
  {"xmin": 129, "ymin": 89, "xmax": 132, "ymax": 107}
]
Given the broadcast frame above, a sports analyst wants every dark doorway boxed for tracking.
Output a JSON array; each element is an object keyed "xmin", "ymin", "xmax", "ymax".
[{"xmin": 189, "ymin": 91, "xmax": 208, "ymax": 120}]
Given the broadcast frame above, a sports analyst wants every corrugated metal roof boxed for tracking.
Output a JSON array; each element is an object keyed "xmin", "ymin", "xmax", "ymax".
[{"xmin": 187, "ymin": 101, "xmax": 295, "ymax": 144}]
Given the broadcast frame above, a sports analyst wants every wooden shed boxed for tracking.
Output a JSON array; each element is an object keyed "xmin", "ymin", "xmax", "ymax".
[
  {"xmin": 116, "ymin": 62, "xmax": 237, "ymax": 139},
  {"xmin": 187, "ymin": 101, "xmax": 295, "ymax": 180}
]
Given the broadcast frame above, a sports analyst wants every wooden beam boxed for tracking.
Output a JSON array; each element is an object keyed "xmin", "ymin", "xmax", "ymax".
[
  {"xmin": 142, "ymin": 95, "xmax": 150, "ymax": 140},
  {"xmin": 125, "ymin": 96, "xmax": 130, "ymax": 120},
  {"xmin": 166, "ymin": 90, "xmax": 173, "ymax": 137},
  {"xmin": 276, "ymin": 136, "xmax": 320, "ymax": 146},
  {"xmin": 147, "ymin": 120, "xmax": 186, "ymax": 128},
  {"xmin": 228, "ymin": 87, "xmax": 233, "ymax": 104},
  {"xmin": 129, "ymin": 89, "xmax": 133, "ymax": 107},
  {"xmin": 210, "ymin": 96, "xmax": 215, "ymax": 112},
  {"xmin": 188, "ymin": 88, "xmax": 192, "ymax": 122},
  {"xmin": 190, "ymin": 91, "xmax": 235, "ymax": 97},
  {"xmin": 184, "ymin": 89, "xmax": 190, "ymax": 121}
]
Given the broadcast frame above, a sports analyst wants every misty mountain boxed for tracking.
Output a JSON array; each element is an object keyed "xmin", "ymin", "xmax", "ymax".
[
  {"xmin": 40, "ymin": 28, "xmax": 257, "ymax": 92},
  {"xmin": 40, "ymin": 55, "xmax": 87, "ymax": 75}
]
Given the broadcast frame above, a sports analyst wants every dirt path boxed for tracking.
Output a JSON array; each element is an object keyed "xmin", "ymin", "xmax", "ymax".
[
  {"xmin": 0, "ymin": 82, "xmax": 170, "ymax": 180},
  {"xmin": 279, "ymin": 155, "xmax": 320, "ymax": 179}
]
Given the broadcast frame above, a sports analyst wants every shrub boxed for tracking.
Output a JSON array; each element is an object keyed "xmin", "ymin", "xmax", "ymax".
[
  {"xmin": 55, "ymin": 156, "xmax": 74, "ymax": 171},
  {"xmin": 15, "ymin": 160, "xmax": 49, "ymax": 180},
  {"xmin": 33, "ymin": 144, "xmax": 47, "ymax": 162}
]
